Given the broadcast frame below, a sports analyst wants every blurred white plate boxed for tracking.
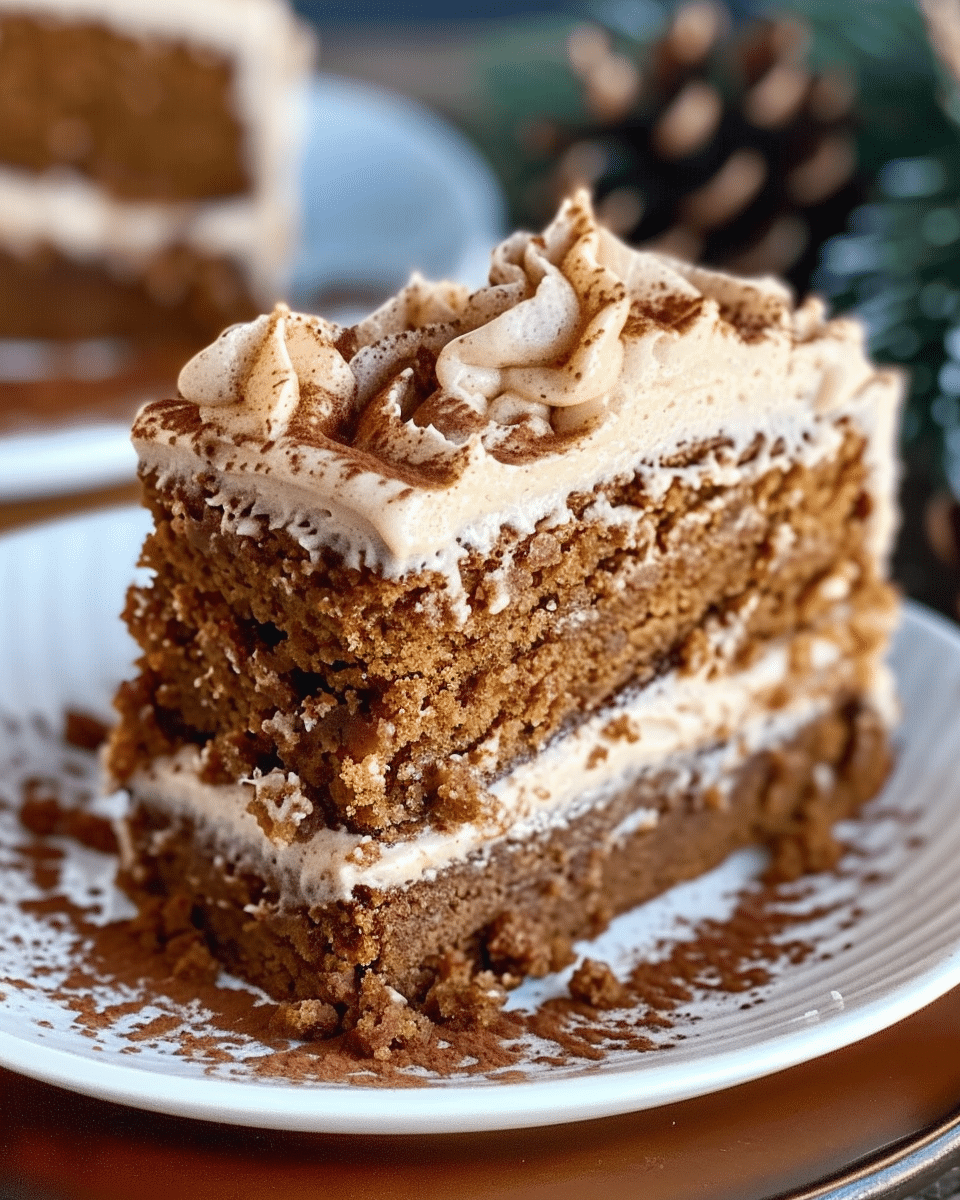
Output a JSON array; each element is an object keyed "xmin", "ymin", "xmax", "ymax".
[
  {"xmin": 0, "ymin": 509, "xmax": 959, "ymax": 1134},
  {"xmin": 290, "ymin": 74, "xmax": 505, "ymax": 310},
  {"xmin": 0, "ymin": 77, "xmax": 505, "ymax": 502},
  {"xmin": 0, "ymin": 423, "xmax": 139, "ymax": 502}
]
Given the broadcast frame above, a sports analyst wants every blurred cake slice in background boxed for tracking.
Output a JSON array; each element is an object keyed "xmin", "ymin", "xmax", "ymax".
[
  {"xmin": 0, "ymin": 0, "xmax": 313, "ymax": 441},
  {"xmin": 0, "ymin": 0, "xmax": 312, "ymax": 344}
]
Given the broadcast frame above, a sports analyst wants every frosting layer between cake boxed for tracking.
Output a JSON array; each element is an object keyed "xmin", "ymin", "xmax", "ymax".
[
  {"xmin": 120, "ymin": 626, "xmax": 896, "ymax": 907},
  {"xmin": 0, "ymin": 166, "xmax": 287, "ymax": 301}
]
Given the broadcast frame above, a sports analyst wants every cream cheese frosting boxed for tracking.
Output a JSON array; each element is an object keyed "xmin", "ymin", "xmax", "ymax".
[
  {"xmin": 121, "ymin": 631, "xmax": 897, "ymax": 907},
  {"xmin": 134, "ymin": 190, "xmax": 901, "ymax": 584},
  {"xmin": 0, "ymin": 167, "xmax": 287, "ymax": 301}
]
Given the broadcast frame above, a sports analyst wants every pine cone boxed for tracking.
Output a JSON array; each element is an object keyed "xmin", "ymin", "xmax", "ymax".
[
  {"xmin": 543, "ymin": 3, "xmax": 863, "ymax": 294},
  {"xmin": 921, "ymin": 490, "xmax": 960, "ymax": 619},
  {"xmin": 925, "ymin": 490, "xmax": 960, "ymax": 568}
]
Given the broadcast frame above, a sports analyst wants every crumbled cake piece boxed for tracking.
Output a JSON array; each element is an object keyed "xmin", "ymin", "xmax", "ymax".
[
  {"xmin": 269, "ymin": 998, "xmax": 340, "ymax": 1041},
  {"xmin": 568, "ymin": 959, "xmax": 630, "ymax": 1010}
]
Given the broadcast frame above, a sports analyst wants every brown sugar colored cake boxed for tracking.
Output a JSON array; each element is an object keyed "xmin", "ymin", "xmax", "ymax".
[
  {"xmin": 107, "ymin": 191, "xmax": 900, "ymax": 1025},
  {"xmin": 0, "ymin": 0, "xmax": 311, "ymax": 345}
]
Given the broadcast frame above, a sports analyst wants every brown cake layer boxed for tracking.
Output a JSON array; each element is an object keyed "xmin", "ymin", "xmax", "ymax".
[
  {"xmin": 0, "ymin": 243, "xmax": 257, "ymax": 343},
  {"xmin": 0, "ymin": 14, "xmax": 247, "ymax": 201},
  {"xmin": 108, "ymin": 422, "xmax": 895, "ymax": 835},
  {"xmin": 120, "ymin": 699, "xmax": 890, "ymax": 1016}
]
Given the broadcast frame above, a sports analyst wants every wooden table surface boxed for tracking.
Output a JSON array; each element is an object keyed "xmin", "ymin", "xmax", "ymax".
[{"xmin": 0, "ymin": 482, "xmax": 141, "ymax": 536}]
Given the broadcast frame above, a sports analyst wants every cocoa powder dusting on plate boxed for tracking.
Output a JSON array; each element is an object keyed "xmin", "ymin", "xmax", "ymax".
[{"xmin": 0, "ymin": 714, "xmax": 915, "ymax": 1086}]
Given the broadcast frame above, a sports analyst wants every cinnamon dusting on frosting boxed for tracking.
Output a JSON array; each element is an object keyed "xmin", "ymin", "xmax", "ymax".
[
  {"xmin": 164, "ymin": 190, "xmax": 796, "ymax": 481},
  {"xmin": 130, "ymin": 189, "xmax": 899, "ymax": 579}
]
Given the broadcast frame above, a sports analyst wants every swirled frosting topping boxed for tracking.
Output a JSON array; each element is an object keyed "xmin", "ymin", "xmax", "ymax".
[
  {"xmin": 433, "ymin": 207, "xmax": 630, "ymax": 436},
  {"xmin": 176, "ymin": 191, "xmax": 648, "ymax": 470},
  {"xmin": 137, "ymin": 189, "xmax": 898, "ymax": 576},
  {"xmin": 171, "ymin": 191, "xmax": 807, "ymax": 477}
]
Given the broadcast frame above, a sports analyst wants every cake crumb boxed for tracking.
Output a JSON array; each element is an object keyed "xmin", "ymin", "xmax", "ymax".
[
  {"xmin": 168, "ymin": 936, "xmax": 219, "ymax": 984},
  {"xmin": 346, "ymin": 974, "xmax": 432, "ymax": 1061},
  {"xmin": 244, "ymin": 769, "xmax": 313, "ymax": 846},
  {"xmin": 269, "ymin": 998, "xmax": 339, "ymax": 1041},
  {"xmin": 568, "ymin": 958, "xmax": 629, "ymax": 1009},
  {"xmin": 767, "ymin": 827, "xmax": 843, "ymax": 882},
  {"xmin": 586, "ymin": 745, "xmax": 609, "ymax": 769},
  {"xmin": 602, "ymin": 715, "xmax": 640, "ymax": 744},
  {"xmin": 19, "ymin": 777, "xmax": 118, "ymax": 854},
  {"xmin": 64, "ymin": 710, "xmax": 110, "ymax": 752},
  {"xmin": 425, "ymin": 951, "xmax": 507, "ymax": 1029}
]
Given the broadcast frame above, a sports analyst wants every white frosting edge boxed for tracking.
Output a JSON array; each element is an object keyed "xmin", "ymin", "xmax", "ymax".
[
  {"xmin": 139, "ymin": 373, "xmax": 899, "ymax": 618},
  {"xmin": 121, "ymin": 633, "xmax": 897, "ymax": 908}
]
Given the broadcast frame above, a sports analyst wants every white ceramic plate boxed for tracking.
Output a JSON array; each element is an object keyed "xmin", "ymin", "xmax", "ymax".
[
  {"xmin": 0, "ymin": 507, "xmax": 959, "ymax": 1135},
  {"xmin": 0, "ymin": 422, "xmax": 140, "ymax": 503},
  {"xmin": 289, "ymin": 74, "xmax": 505, "ymax": 308},
  {"xmin": 0, "ymin": 76, "xmax": 505, "ymax": 502}
]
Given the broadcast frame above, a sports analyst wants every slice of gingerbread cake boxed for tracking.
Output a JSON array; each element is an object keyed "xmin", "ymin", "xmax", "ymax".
[{"xmin": 107, "ymin": 191, "xmax": 900, "ymax": 1028}]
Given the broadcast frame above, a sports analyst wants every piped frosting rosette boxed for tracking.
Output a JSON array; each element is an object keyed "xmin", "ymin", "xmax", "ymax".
[
  {"xmin": 178, "ymin": 192, "xmax": 641, "ymax": 471},
  {"xmin": 141, "ymin": 189, "xmax": 894, "ymax": 579}
]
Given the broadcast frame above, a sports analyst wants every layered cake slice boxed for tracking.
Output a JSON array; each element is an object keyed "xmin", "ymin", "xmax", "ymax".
[
  {"xmin": 0, "ymin": 0, "xmax": 312, "ymax": 344},
  {"xmin": 107, "ymin": 192, "xmax": 900, "ymax": 1026}
]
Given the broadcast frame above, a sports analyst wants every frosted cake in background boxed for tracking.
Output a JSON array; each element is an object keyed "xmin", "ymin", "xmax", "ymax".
[
  {"xmin": 0, "ymin": 0, "xmax": 312, "ymax": 347},
  {"xmin": 107, "ymin": 191, "xmax": 900, "ymax": 1036}
]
